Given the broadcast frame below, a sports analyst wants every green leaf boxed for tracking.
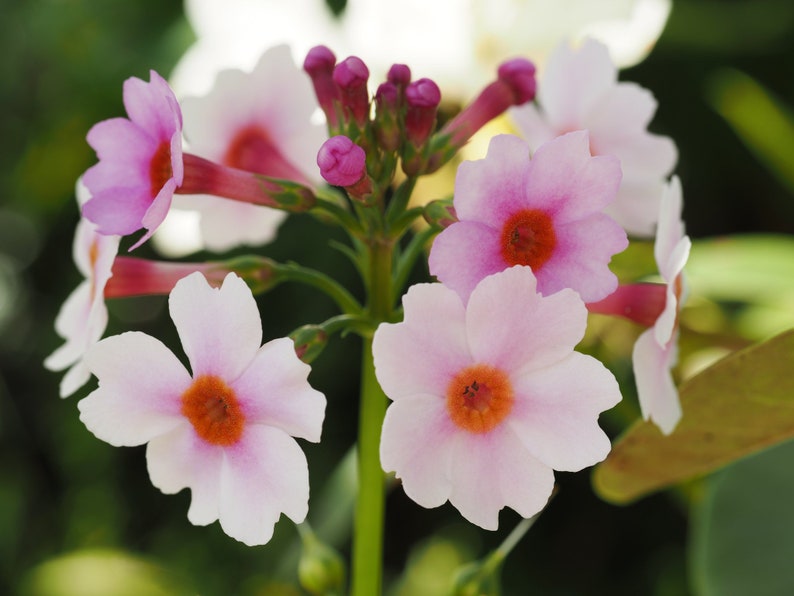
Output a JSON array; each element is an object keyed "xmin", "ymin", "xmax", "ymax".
[
  {"xmin": 593, "ymin": 328, "xmax": 794, "ymax": 504},
  {"xmin": 690, "ymin": 439, "xmax": 794, "ymax": 596}
]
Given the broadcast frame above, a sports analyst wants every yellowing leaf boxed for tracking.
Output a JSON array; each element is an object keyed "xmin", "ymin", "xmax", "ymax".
[{"xmin": 593, "ymin": 328, "xmax": 794, "ymax": 504}]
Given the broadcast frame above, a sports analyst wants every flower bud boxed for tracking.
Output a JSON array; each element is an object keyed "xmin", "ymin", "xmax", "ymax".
[
  {"xmin": 317, "ymin": 135, "xmax": 367, "ymax": 187},
  {"xmin": 304, "ymin": 45, "xmax": 341, "ymax": 129},
  {"xmin": 297, "ymin": 526, "xmax": 346, "ymax": 596},
  {"xmin": 333, "ymin": 56, "xmax": 371, "ymax": 127},
  {"xmin": 498, "ymin": 57, "xmax": 537, "ymax": 104},
  {"xmin": 290, "ymin": 324, "xmax": 329, "ymax": 364},
  {"xmin": 374, "ymin": 82, "xmax": 402, "ymax": 152},
  {"xmin": 387, "ymin": 63, "xmax": 411, "ymax": 88},
  {"xmin": 423, "ymin": 198, "xmax": 458, "ymax": 229},
  {"xmin": 404, "ymin": 78, "xmax": 441, "ymax": 146}
]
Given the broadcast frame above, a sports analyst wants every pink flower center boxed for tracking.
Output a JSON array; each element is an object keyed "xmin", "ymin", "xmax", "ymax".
[
  {"xmin": 181, "ymin": 375, "xmax": 245, "ymax": 446},
  {"xmin": 500, "ymin": 209, "xmax": 556, "ymax": 269},
  {"xmin": 446, "ymin": 364, "xmax": 513, "ymax": 433},
  {"xmin": 223, "ymin": 125, "xmax": 280, "ymax": 173},
  {"xmin": 149, "ymin": 140, "xmax": 173, "ymax": 197}
]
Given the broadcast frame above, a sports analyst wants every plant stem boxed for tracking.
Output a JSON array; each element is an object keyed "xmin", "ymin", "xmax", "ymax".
[{"xmin": 351, "ymin": 237, "xmax": 393, "ymax": 596}]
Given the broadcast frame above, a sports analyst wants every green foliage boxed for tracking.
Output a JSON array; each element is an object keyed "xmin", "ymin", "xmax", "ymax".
[{"xmin": 690, "ymin": 439, "xmax": 794, "ymax": 596}]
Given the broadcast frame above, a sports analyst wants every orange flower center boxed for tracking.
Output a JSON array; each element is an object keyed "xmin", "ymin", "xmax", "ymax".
[
  {"xmin": 149, "ymin": 140, "xmax": 173, "ymax": 197},
  {"xmin": 500, "ymin": 208, "xmax": 556, "ymax": 269},
  {"xmin": 181, "ymin": 375, "xmax": 245, "ymax": 446},
  {"xmin": 446, "ymin": 364, "xmax": 514, "ymax": 433}
]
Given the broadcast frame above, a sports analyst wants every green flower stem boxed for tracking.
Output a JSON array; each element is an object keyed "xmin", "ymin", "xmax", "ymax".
[
  {"xmin": 273, "ymin": 262, "xmax": 362, "ymax": 315},
  {"xmin": 393, "ymin": 224, "xmax": 439, "ymax": 300},
  {"xmin": 351, "ymin": 236, "xmax": 394, "ymax": 596}
]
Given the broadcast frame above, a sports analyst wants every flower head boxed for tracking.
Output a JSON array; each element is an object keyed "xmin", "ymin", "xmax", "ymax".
[
  {"xmin": 632, "ymin": 176, "xmax": 691, "ymax": 434},
  {"xmin": 82, "ymin": 70, "xmax": 184, "ymax": 249},
  {"xmin": 511, "ymin": 38, "xmax": 677, "ymax": 236},
  {"xmin": 429, "ymin": 132, "xmax": 627, "ymax": 303},
  {"xmin": 78, "ymin": 272, "xmax": 326, "ymax": 545},
  {"xmin": 174, "ymin": 45, "xmax": 327, "ymax": 252},
  {"xmin": 45, "ymin": 181, "xmax": 120, "ymax": 397},
  {"xmin": 374, "ymin": 266, "xmax": 621, "ymax": 529}
]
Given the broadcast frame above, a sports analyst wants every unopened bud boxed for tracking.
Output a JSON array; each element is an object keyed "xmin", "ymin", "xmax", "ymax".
[
  {"xmin": 290, "ymin": 324, "xmax": 329, "ymax": 364},
  {"xmin": 423, "ymin": 198, "xmax": 458, "ymax": 229},
  {"xmin": 304, "ymin": 45, "xmax": 341, "ymax": 130},
  {"xmin": 333, "ymin": 56, "xmax": 370, "ymax": 127},
  {"xmin": 387, "ymin": 63, "xmax": 411, "ymax": 88},
  {"xmin": 297, "ymin": 526, "xmax": 346, "ymax": 596},
  {"xmin": 498, "ymin": 58, "xmax": 537, "ymax": 104},
  {"xmin": 317, "ymin": 135, "xmax": 367, "ymax": 187}
]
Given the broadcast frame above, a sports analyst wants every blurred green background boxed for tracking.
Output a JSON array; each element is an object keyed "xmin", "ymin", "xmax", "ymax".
[{"xmin": 1, "ymin": 0, "xmax": 793, "ymax": 594}]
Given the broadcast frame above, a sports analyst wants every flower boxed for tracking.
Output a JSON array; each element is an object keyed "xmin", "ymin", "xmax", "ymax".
[
  {"xmin": 45, "ymin": 181, "xmax": 120, "ymax": 398},
  {"xmin": 82, "ymin": 70, "xmax": 184, "ymax": 249},
  {"xmin": 510, "ymin": 38, "xmax": 677, "ymax": 236},
  {"xmin": 428, "ymin": 132, "xmax": 627, "ymax": 303},
  {"xmin": 172, "ymin": 45, "xmax": 327, "ymax": 252},
  {"xmin": 78, "ymin": 272, "xmax": 326, "ymax": 546},
  {"xmin": 317, "ymin": 136, "xmax": 367, "ymax": 187},
  {"xmin": 374, "ymin": 266, "xmax": 621, "ymax": 529},
  {"xmin": 632, "ymin": 176, "xmax": 691, "ymax": 434}
]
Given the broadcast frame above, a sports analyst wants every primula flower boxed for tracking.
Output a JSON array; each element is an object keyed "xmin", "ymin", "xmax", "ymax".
[
  {"xmin": 511, "ymin": 38, "xmax": 677, "ymax": 236},
  {"xmin": 78, "ymin": 272, "xmax": 326, "ymax": 546},
  {"xmin": 173, "ymin": 45, "xmax": 327, "ymax": 252},
  {"xmin": 632, "ymin": 176, "xmax": 691, "ymax": 434},
  {"xmin": 374, "ymin": 266, "xmax": 621, "ymax": 529},
  {"xmin": 82, "ymin": 70, "xmax": 184, "ymax": 249},
  {"xmin": 429, "ymin": 132, "xmax": 627, "ymax": 303},
  {"xmin": 45, "ymin": 182, "xmax": 120, "ymax": 398}
]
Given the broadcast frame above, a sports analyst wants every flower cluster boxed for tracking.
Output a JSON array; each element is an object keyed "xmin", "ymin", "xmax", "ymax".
[{"xmin": 48, "ymin": 35, "xmax": 689, "ymax": 569}]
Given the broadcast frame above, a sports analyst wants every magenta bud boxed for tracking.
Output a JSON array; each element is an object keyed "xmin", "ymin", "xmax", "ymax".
[
  {"xmin": 376, "ymin": 82, "xmax": 400, "ymax": 109},
  {"xmin": 497, "ymin": 58, "xmax": 537, "ymax": 104},
  {"xmin": 333, "ymin": 56, "xmax": 371, "ymax": 126},
  {"xmin": 387, "ymin": 63, "xmax": 411, "ymax": 87},
  {"xmin": 333, "ymin": 56, "xmax": 369, "ymax": 89},
  {"xmin": 303, "ymin": 46, "xmax": 340, "ymax": 129},
  {"xmin": 317, "ymin": 135, "xmax": 367, "ymax": 187},
  {"xmin": 303, "ymin": 45, "xmax": 336, "ymax": 75},
  {"xmin": 404, "ymin": 78, "xmax": 441, "ymax": 148},
  {"xmin": 405, "ymin": 78, "xmax": 441, "ymax": 108}
]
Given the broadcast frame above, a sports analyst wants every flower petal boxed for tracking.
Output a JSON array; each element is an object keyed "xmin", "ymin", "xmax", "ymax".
[
  {"xmin": 373, "ymin": 282, "xmax": 470, "ymax": 400},
  {"xmin": 78, "ymin": 332, "xmax": 191, "ymax": 446},
  {"xmin": 123, "ymin": 71, "xmax": 181, "ymax": 141},
  {"xmin": 633, "ymin": 327, "xmax": 681, "ymax": 435},
  {"xmin": 453, "ymin": 134, "xmax": 531, "ymax": 229},
  {"xmin": 448, "ymin": 427, "xmax": 555, "ymax": 530},
  {"xmin": 428, "ymin": 221, "xmax": 504, "ymax": 303},
  {"xmin": 537, "ymin": 213, "xmax": 627, "ymax": 302},
  {"xmin": 466, "ymin": 266, "xmax": 587, "ymax": 376},
  {"xmin": 232, "ymin": 337, "xmax": 325, "ymax": 442},
  {"xmin": 539, "ymin": 38, "xmax": 616, "ymax": 129},
  {"xmin": 81, "ymin": 185, "xmax": 152, "ymax": 236},
  {"xmin": 146, "ymin": 424, "xmax": 223, "ymax": 526},
  {"xmin": 524, "ymin": 131, "xmax": 622, "ymax": 220},
  {"xmin": 219, "ymin": 425, "xmax": 310, "ymax": 546},
  {"xmin": 169, "ymin": 272, "xmax": 262, "ymax": 380},
  {"xmin": 509, "ymin": 352, "xmax": 620, "ymax": 471},
  {"xmin": 380, "ymin": 395, "xmax": 457, "ymax": 509}
]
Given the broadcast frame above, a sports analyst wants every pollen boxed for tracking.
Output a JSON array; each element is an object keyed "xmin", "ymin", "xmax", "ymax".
[
  {"xmin": 181, "ymin": 375, "xmax": 245, "ymax": 446},
  {"xmin": 500, "ymin": 208, "xmax": 556, "ymax": 270},
  {"xmin": 446, "ymin": 363, "xmax": 513, "ymax": 433},
  {"xmin": 149, "ymin": 140, "xmax": 173, "ymax": 197}
]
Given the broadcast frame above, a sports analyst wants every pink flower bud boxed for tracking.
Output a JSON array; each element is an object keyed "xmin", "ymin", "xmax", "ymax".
[
  {"xmin": 333, "ymin": 56, "xmax": 370, "ymax": 126},
  {"xmin": 317, "ymin": 135, "xmax": 367, "ymax": 187},
  {"xmin": 404, "ymin": 78, "xmax": 441, "ymax": 146},
  {"xmin": 387, "ymin": 63, "xmax": 411, "ymax": 88},
  {"xmin": 303, "ymin": 45, "xmax": 340, "ymax": 128},
  {"xmin": 497, "ymin": 58, "xmax": 537, "ymax": 104}
]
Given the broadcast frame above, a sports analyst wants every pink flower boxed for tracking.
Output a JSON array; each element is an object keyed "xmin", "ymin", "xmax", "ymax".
[
  {"xmin": 176, "ymin": 45, "xmax": 327, "ymax": 252},
  {"xmin": 428, "ymin": 132, "xmax": 627, "ymax": 303},
  {"xmin": 82, "ymin": 70, "xmax": 184, "ymax": 250},
  {"xmin": 78, "ymin": 272, "xmax": 326, "ymax": 546},
  {"xmin": 45, "ymin": 181, "xmax": 120, "ymax": 398},
  {"xmin": 632, "ymin": 176, "xmax": 690, "ymax": 434},
  {"xmin": 317, "ymin": 135, "xmax": 367, "ymax": 187},
  {"xmin": 374, "ymin": 266, "xmax": 621, "ymax": 529},
  {"xmin": 511, "ymin": 38, "xmax": 677, "ymax": 237}
]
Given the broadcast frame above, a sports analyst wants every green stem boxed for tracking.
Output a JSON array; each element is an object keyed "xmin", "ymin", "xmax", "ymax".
[
  {"xmin": 274, "ymin": 262, "xmax": 362, "ymax": 315},
  {"xmin": 351, "ymin": 237, "xmax": 393, "ymax": 596}
]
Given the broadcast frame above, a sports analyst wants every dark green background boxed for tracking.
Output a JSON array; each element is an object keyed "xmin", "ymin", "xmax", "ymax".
[{"xmin": 1, "ymin": 0, "xmax": 792, "ymax": 594}]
